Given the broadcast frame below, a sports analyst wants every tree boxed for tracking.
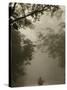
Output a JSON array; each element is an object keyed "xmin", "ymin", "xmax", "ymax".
[
  {"xmin": 45, "ymin": 31, "xmax": 65, "ymax": 68},
  {"xmin": 11, "ymin": 28, "xmax": 34, "ymax": 86},
  {"xmin": 37, "ymin": 25, "xmax": 65, "ymax": 68}
]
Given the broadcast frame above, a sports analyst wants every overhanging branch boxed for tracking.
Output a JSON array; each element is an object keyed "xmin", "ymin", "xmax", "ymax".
[{"xmin": 9, "ymin": 7, "xmax": 48, "ymax": 24}]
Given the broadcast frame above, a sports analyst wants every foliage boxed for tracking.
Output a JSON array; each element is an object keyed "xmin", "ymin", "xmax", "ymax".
[
  {"xmin": 38, "ymin": 29, "xmax": 65, "ymax": 68},
  {"xmin": 11, "ymin": 28, "xmax": 34, "ymax": 86},
  {"xmin": 9, "ymin": 3, "xmax": 61, "ymax": 29}
]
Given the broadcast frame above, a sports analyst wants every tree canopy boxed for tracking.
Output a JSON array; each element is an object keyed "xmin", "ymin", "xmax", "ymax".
[{"xmin": 9, "ymin": 3, "xmax": 61, "ymax": 29}]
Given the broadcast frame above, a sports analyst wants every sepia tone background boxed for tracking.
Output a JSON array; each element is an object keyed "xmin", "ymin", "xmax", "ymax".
[{"xmin": 9, "ymin": 3, "xmax": 65, "ymax": 87}]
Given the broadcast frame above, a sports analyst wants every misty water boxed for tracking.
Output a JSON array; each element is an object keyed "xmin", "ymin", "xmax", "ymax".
[
  {"xmin": 25, "ymin": 51, "xmax": 64, "ymax": 86},
  {"xmin": 16, "ymin": 10, "xmax": 65, "ymax": 86}
]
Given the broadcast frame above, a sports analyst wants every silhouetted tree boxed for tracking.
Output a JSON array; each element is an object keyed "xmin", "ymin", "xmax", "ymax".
[
  {"xmin": 46, "ymin": 21, "xmax": 65, "ymax": 68},
  {"xmin": 38, "ymin": 27, "xmax": 65, "ymax": 68}
]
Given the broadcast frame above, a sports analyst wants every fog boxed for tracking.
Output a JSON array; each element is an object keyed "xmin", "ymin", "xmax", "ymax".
[{"xmin": 17, "ymin": 7, "xmax": 65, "ymax": 86}]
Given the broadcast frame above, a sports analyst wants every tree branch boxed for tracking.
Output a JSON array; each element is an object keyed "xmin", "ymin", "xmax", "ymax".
[{"xmin": 9, "ymin": 7, "xmax": 48, "ymax": 24}]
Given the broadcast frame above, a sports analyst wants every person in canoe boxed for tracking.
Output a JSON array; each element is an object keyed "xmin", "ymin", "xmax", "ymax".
[{"xmin": 38, "ymin": 76, "xmax": 44, "ymax": 85}]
